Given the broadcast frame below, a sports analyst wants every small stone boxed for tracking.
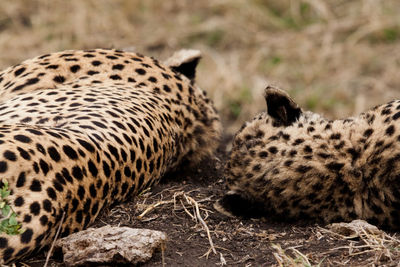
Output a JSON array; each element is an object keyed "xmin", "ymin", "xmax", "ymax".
[
  {"xmin": 327, "ymin": 219, "xmax": 383, "ymax": 238},
  {"xmin": 55, "ymin": 225, "xmax": 167, "ymax": 266}
]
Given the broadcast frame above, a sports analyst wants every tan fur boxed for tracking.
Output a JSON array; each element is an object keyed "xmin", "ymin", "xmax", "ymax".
[
  {"xmin": 224, "ymin": 85, "xmax": 400, "ymax": 230},
  {"xmin": 0, "ymin": 48, "xmax": 221, "ymax": 263}
]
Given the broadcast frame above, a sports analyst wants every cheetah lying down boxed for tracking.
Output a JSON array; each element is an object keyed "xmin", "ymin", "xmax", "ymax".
[
  {"xmin": 218, "ymin": 86, "xmax": 400, "ymax": 230},
  {"xmin": 0, "ymin": 49, "xmax": 221, "ymax": 263}
]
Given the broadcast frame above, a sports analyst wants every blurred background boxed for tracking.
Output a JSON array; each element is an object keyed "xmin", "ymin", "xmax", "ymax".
[{"xmin": 1, "ymin": 0, "xmax": 400, "ymax": 134}]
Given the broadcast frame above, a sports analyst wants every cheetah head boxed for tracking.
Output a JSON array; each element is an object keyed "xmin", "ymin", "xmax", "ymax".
[{"xmin": 215, "ymin": 85, "xmax": 323, "ymax": 218}]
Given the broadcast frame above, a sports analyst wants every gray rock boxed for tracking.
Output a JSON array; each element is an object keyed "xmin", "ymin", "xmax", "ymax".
[{"xmin": 55, "ymin": 225, "xmax": 167, "ymax": 266}]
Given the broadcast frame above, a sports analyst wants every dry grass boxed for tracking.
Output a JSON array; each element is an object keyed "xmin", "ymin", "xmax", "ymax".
[
  {"xmin": 272, "ymin": 243, "xmax": 324, "ymax": 267},
  {"xmin": 136, "ymin": 190, "xmax": 219, "ymax": 258},
  {"xmin": 1, "ymin": 0, "xmax": 400, "ymax": 132},
  {"xmin": 322, "ymin": 221, "xmax": 400, "ymax": 265},
  {"xmin": 269, "ymin": 220, "xmax": 400, "ymax": 266}
]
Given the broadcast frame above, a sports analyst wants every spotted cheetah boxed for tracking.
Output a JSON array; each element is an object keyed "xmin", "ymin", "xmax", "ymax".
[
  {"xmin": 0, "ymin": 48, "xmax": 221, "ymax": 263},
  {"xmin": 218, "ymin": 85, "xmax": 400, "ymax": 230}
]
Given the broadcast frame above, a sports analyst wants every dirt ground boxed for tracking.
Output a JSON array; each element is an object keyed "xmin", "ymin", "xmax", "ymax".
[{"xmin": 19, "ymin": 135, "xmax": 400, "ymax": 267}]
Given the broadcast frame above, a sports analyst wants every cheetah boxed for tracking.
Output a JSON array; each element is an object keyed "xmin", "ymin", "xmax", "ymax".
[
  {"xmin": 0, "ymin": 48, "xmax": 221, "ymax": 263},
  {"xmin": 218, "ymin": 85, "xmax": 400, "ymax": 230}
]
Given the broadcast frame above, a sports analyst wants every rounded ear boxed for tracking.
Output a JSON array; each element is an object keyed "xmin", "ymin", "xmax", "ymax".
[
  {"xmin": 264, "ymin": 85, "xmax": 302, "ymax": 126},
  {"xmin": 164, "ymin": 49, "xmax": 201, "ymax": 82}
]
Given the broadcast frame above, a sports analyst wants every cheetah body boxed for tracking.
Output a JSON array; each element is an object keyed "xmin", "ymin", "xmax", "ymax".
[
  {"xmin": 0, "ymin": 49, "xmax": 221, "ymax": 262},
  {"xmin": 221, "ymin": 86, "xmax": 400, "ymax": 230}
]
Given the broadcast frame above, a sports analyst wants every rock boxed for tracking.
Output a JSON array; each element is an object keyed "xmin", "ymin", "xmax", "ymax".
[
  {"xmin": 327, "ymin": 219, "xmax": 383, "ymax": 238},
  {"xmin": 55, "ymin": 225, "xmax": 167, "ymax": 266}
]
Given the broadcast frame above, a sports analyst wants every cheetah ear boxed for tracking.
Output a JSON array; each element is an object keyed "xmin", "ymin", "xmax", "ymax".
[
  {"xmin": 264, "ymin": 85, "xmax": 302, "ymax": 126},
  {"xmin": 164, "ymin": 49, "xmax": 201, "ymax": 82}
]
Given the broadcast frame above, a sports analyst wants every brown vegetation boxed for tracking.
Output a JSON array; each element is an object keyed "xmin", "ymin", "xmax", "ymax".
[{"xmin": 2, "ymin": 0, "xmax": 400, "ymax": 130}]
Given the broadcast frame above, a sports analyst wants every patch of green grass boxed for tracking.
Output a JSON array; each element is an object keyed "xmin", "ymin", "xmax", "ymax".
[
  {"xmin": 305, "ymin": 94, "xmax": 319, "ymax": 110},
  {"xmin": 190, "ymin": 14, "xmax": 204, "ymax": 25},
  {"xmin": 303, "ymin": 88, "xmax": 351, "ymax": 115},
  {"xmin": 0, "ymin": 180, "xmax": 24, "ymax": 235},
  {"xmin": 253, "ymin": 0, "xmax": 322, "ymax": 30},
  {"xmin": 300, "ymin": 2, "xmax": 310, "ymax": 15},
  {"xmin": 228, "ymin": 101, "xmax": 242, "ymax": 118},
  {"xmin": 383, "ymin": 27, "xmax": 399, "ymax": 42},
  {"xmin": 270, "ymin": 55, "xmax": 282, "ymax": 65},
  {"xmin": 182, "ymin": 29, "xmax": 225, "ymax": 47},
  {"xmin": 227, "ymin": 86, "xmax": 253, "ymax": 119},
  {"xmin": 260, "ymin": 55, "xmax": 283, "ymax": 72},
  {"xmin": 367, "ymin": 26, "xmax": 400, "ymax": 44},
  {"xmin": 205, "ymin": 29, "xmax": 225, "ymax": 46}
]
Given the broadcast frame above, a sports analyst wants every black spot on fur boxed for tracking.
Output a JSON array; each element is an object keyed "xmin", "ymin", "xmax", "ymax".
[
  {"xmin": 102, "ymin": 161, "xmax": 111, "ymax": 177},
  {"xmin": 110, "ymin": 74, "xmax": 122, "ymax": 80},
  {"xmin": 40, "ymin": 215, "xmax": 48, "ymax": 226},
  {"xmin": 72, "ymin": 166, "xmax": 84, "ymax": 180},
  {"xmin": 89, "ymin": 184, "xmax": 97, "ymax": 198},
  {"xmin": 17, "ymin": 147, "xmax": 31, "ymax": 160},
  {"xmin": 30, "ymin": 179, "xmax": 42, "ymax": 192},
  {"xmin": 77, "ymin": 139, "xmax": 95, "ymax": 153},
  {"xmin": 48, "ymin": 146, "xmax": 61, "ymax": 162},
  {"xmin": 112, "ymin": 64, "xmax": 124, "ymax": 70},
  {"xmin": 0, "ymin": 161, "xmax": 8, "ymax": 173},
  {"xmin": 91, "ymin": 60, "xmax": 102, "ymax": 66},
  {"xmin": 14, "ymin": 67, "xmax": 26, "ymax": 76},
  {"xmin": 42, "ymin": 199, "xmax": 52, "ymax": 212},
  {"xmin": 393, "ymin": 112, "xmax": 400, "ymax": 120},
  {"xmin": 296, "ymin": 165, "xmax": 312, "ymax": 173},
  {"xmin": 293, "ymin": 139, "xmax": 304, "ymax": 145},
  {"xmin": 135, "ymin": 68, "xmax": 146, "ymax": 75},
  {"xmin": 75, "ymin": 210, "xmax": 83, "ymax": 223},
  {"xmin": 3, "ymin": 150, "xmax": 16, "ymax": 161},
  {"xmin": 63, "ymin": 145, "xmax": 78, "ymax": 160},
  {"xmin": 326, "ymin": 162, "xmax": 344, "ymax": 171},
  {"xmin": 23, "ymin": 214, "xmax": 32, "ymax": 223},
  {"xmin": 364, "ymin": 129, "xmax": 374, "ymax": 137},
  {"xmin": 330, "ymin": 133, "xmax": 341, "ymax": 140},
  {"xmin": 386, "ymin": 125, "xmax": 395, "ymax": 136},
  {"xmin": 78, "ymin": 185, "xmax": 85, "ymax": 200},
  {"xmin": 163, "ymin": 85, "xmax": 171, "ymax": 92},
  {"xmin": 39, "ymin": 159, "xmax": 49, "ymax": 176},
  {"xmin": 268, "ymin": 146, "xmax": 278, "ymax": 154},
  {"xmin": 53, "ymin": 75, "xmax": 65, "ymax": 83},
  {"xmin": 14, "ymin": 134, "xmax": 32, "ymax": 143},
  {"xmin": 16, "ymin": 172, "xmax": 26, "ymax": 187},
  {"xmin": 47, "ymin": 187, "xmax": 57, "ymax": 200},
  {"xmin": 0, "ymin": 237, "xmax": 8, "ymax": 248},
  {"xmin": 14, "ymin": 196, "xmax": 24, "ymax": 207},
  {"xmin": 70, "ymin": 65, "xmax": 81, "ymax": 73},
  {"xmin": 20, "ymin": 228, "xmax": 33, "ymax": 244},
  {"xmin": 30, "ymin": 202, "xmax": 41, "ymax": 215},
  {"xmin": 12, "ymin": 78, "xmax": 39, "ymax": 92},
  {"xmin": 88, "ymin": 159, "xmax": 98, "ymax": 177},
  {"xmin": 91, "ymin": 202, "xmax": 99, "ymax": 216}
]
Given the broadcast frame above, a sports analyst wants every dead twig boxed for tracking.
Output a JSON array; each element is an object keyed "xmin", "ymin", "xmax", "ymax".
[
  {"xmin": 137, "ymin": 200, "xmax": 174, "ymax": 219},
  {"xmin": 43, "ymin": 211, "xmax": 66, "ymax": 267},
  {"xmin": 183, "ymin": 194, "xmax": 217, "ymax": 255}
]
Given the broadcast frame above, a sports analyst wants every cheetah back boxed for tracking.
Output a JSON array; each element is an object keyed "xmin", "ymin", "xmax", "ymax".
[{"xmin": 0, "ymin": 49, "xmax": 221, "ymax": 263}]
